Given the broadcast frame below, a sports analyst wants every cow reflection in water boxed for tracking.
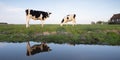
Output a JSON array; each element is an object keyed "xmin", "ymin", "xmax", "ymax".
[{"xmin": 26, "ymin": 41, "xmax": 51, "ymax": 56}]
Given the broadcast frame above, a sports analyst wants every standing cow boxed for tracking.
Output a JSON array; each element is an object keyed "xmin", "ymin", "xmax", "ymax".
[
  {"xmin": 25, "ymin": 9, "xmax": 51, "ymax": 28},
  {"xmin": 60, "ymin": 14, "xmax": 76, "ymax": 26}
]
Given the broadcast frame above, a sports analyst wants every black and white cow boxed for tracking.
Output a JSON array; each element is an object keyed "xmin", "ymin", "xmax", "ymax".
[
  {"xmin": 26, "ymin": 41, "xmax": 51, "ymax": 56},
  {"xmin": 60, "ymin": 14, "xmax": 76, "ymax": 26},
  {"xmin": 25, "ymin": 9, "xmax": 51, "ymax": 28}
]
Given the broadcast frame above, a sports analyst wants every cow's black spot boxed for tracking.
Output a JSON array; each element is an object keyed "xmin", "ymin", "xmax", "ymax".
[
  {"xmin": 42, "ymin": 12, "xmax": 49, "ymax": 20},
  {"xmin": 67, "ymin": 17, "xmax": 69, "ymax": 19},
  {"xmin": 29, "ymin": 10, "xmax": 49, "ymax": 19},
  {"xmin": 30, "ymin": 10, "xmax": 41, "ymax": 18},
  {"xmin": 73, "ymin": 14, "xmax": 76, "ymax": 18},
  {"xmin": 25, "ymin": 9, "xmax": 28, "ymax": 15},
  {"xmin": 67, "ymin": 15, "xmax": 70, "ymax": 16},
  {"xmin": 61, "ymin": 19, "xmax": 64, "ymax": 23}
]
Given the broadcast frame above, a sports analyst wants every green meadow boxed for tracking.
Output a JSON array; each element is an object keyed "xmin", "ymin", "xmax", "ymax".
[{"xmin": 0, "ymin": 24, "xmax": 120, "ymax": 45}]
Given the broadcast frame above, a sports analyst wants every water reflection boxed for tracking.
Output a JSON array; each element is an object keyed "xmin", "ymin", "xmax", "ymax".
[
  {"xmin": 0, "ymin": 42, "xmax": 120, "ymax": 60},
  {"xmin": 26, "ymin": 41, "xmax": 51, "ymax": 56}
]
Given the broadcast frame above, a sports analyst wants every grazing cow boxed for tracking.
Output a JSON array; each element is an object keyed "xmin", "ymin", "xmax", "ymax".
[
  {"xmin": 25, "ymin": 9, "xmax": 51, "ymax": 28},
  {"xmin": 26, "ymin": 41, "xmax": 51, "ymax": 56},
  {"xmin": 60, "ymin": 14, "xmax": 76, "ymax": 26}
]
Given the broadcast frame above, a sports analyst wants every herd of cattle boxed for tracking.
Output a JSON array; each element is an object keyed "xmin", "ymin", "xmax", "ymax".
[{"xmin": 25, "ymin": 9, "xmax": 76, "ymax": 28}]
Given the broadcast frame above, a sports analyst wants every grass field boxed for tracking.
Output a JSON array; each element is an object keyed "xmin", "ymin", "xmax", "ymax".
[{"xmin": 0, "ymin": 24, "xmax": 120, "ymax": 45}]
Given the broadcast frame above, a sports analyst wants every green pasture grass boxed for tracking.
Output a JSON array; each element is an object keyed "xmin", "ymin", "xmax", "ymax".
[{"xmin": 0, "ymin": 24, "xmax": 120, "ymax": 45}]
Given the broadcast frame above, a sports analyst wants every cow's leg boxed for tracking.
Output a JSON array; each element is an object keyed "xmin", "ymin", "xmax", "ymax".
[
  {"xmin": 26, "ymin": 16, "xmax": 30, "ymax": 28},
  {"xmin": 60, "ymin": 19, "xmax": 67, "ymax": 26},
  {"xmin": 61, "ymin": 22, "xmax": 66, "ymax": 26},
  {"xmin": 64, "ymin": 20, "xmax": 68, "ymax": 26},
  {"xmin": 72, "ymin": 19, "xmax": 76, "ymax": 26},
  {"xmin": 60, "ymin": 23, "xmax": 63, "ymax": 26},
  {"xmin": 27, "ymin": 41, "xmax": 32, "ymax": 56}
]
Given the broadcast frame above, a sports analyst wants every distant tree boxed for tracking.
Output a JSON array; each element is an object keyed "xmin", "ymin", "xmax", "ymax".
[
  {"xmin": 96, "ymin": 21, "xmax": 103, "ymax": 24},
  {"xmin": 0, "ymin": 22, "xmax": 8, "ymax": 24},
  {"xmin": 91, "ymin": 21, "xmax": 95, "ymax": 24},
  {"xmin": 103, "ymin": 22, "xmax": 108, "ymax": 24}
]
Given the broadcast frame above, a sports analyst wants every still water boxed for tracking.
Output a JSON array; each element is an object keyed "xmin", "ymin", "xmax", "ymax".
[{"xmin": 0, "ymin": 41, "xmax": 120, "ymax": 60}]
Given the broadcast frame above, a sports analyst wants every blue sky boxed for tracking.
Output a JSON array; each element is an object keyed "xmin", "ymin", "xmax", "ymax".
[{"xmin": 0, "ymin": 0, "xmax": 120, "ymax": 24}]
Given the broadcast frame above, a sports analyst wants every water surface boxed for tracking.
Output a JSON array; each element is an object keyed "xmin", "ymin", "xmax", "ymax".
[{"xmin": 0, "ymin": 42, "xmax": 120, "ymax": 60}]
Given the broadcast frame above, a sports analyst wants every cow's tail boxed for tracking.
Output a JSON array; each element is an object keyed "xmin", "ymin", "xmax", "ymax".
[
  {"xmin": 61, "ymin": 19, "xmax": 64, "ymax": 23},
  {"xmin": 73, "ymin": 14, "xmax": 76, "ymax": 19}
]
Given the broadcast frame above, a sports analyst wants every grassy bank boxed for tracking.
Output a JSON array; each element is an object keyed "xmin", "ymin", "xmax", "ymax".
[{"xmin": 0, "ymin": 24, "xmax": 120, "ymax": 45}]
